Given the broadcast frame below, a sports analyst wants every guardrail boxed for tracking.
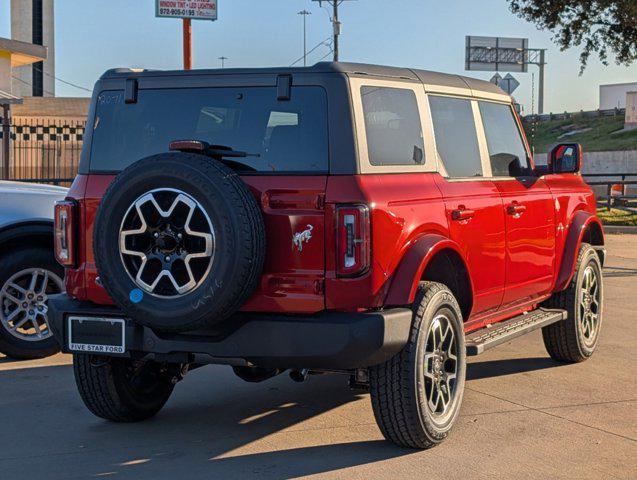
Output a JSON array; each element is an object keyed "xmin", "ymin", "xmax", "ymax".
[
  {"xmin": 524, "ymin": 108, "xmax": 626, "ymax": 123},
  {"xmin": 583, "ymin": 173, "xmax": 637, "ymax": 212}
]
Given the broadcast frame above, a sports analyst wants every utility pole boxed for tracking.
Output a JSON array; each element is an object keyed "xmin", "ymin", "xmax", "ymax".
[
  {"xmin": 183, "ymin": 18, "xmax": 192, "ymax": 70},
  {"xmin": 218, "ymin": 56, "xmax": 228, "ymax": 68},
  {"xmin": 332, "ymin": 2, "xmax": 340, "ymax": 62},
  {"xmin": 298, "ymin": 10, "xmax": 312, "ymax": 66},
  {"xmin": 312, "ymin": 0, "xmax": 357, "ymax": 62}
]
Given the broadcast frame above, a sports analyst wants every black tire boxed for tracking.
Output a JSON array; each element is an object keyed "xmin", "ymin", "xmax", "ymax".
[
  {"xmin": 0, "ymin": 246, "xmax": 64, "ymax": 359},
  {"xmin": 369, "ymin": 282, "xmax": 466, "ymax": 449},
  {"xmin": 93, "ymin": 153, "xmax": 265, "ymax": 332},
  {"xmin": 73, "ymin": 354, "xmax": 175, "ymax": 422},
  {"xmin": 542, "ymin": 243, "xmax": 603, "ymax": 363}
]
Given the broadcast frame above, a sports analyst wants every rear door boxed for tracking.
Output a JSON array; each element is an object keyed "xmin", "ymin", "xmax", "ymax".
[
  {"xmin": 429, "ymin": 95, "xmax": 506, "ymax": 318},
  {"xmin": 477, "ymin": 101, "xmax": 555, "ymax": 306}
]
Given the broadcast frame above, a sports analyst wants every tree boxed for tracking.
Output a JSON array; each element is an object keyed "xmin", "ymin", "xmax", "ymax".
[{"xmin": 508, "ymin": 1, "xmax": 637, "ymax": 73}]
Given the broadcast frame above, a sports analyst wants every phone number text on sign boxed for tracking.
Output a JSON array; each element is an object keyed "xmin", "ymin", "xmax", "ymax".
[{"xmin": 156, "ymin": 0, "xmax": 217, "ymax": 21}]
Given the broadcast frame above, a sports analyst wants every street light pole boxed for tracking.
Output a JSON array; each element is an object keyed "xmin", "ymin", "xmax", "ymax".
[
  {"xmin": 218, "ymin": 56, "xmax": 228, "ymax": 68},
  {"xmin": 298, "ymin": 10, "xmax": 312, "ymax": 67}
]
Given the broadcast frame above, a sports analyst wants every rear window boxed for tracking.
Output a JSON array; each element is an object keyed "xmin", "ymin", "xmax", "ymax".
[
  {"xmin": 90, "ymin": 86, "xmax": 328, "ymax": 173},
  {"xmin": 360, "ymin": 86, "xmax": 425, "ymax": 166}
]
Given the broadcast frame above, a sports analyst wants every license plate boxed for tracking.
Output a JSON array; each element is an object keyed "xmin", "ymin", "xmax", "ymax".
[{"xmin": 68, "ymin": 316, "xmax": 126, "ymax": 354}]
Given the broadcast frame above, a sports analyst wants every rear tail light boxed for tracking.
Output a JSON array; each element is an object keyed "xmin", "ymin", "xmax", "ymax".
[
  {"xmin": 336, "ymin": 204, "xmax": 370, "ymax": 277},
  {"xmin": 54, "ymin": 200, "xmax": 77, "ymax": 267}
]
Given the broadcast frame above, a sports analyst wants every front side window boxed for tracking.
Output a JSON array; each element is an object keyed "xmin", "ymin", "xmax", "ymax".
[
  {"xmin": 429, "ymin": 96, "xmax": 482, "ymax": 178},
  {"xmin": 479, "ymin": 101, "xmax": 531, "ymax": 177},
  {"xmin": 361, "ymin": 86, "xmax": 425, "ymax": 166},
  {"xmin": 90, "ymin": 86, "xmax": 328, "ymax": 173}
]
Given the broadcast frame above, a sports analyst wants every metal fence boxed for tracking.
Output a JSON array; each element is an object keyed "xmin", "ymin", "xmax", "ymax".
[
  {"xmin": 0, "ymin": 118, "xmax": 85, "ymax": 186},
  {"xmin": 583, "ymin": 173, "xmax": 637, "ymax": 213}
]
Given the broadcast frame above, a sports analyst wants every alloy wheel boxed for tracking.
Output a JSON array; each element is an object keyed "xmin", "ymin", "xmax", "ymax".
[
  {"xmin": 423, "ymin": 313, "xmax": 459, "ymax": 418},
  {"xmin": 579, "ymin": 264, "xmax": 601, "ymax": 347},
  {"xmin": 119, "ymin": 188, "xmax": 215, "ymax": 298},
  {"xmin": 0, "ymin": 268, "xmax": 64, "ymax": 342}
]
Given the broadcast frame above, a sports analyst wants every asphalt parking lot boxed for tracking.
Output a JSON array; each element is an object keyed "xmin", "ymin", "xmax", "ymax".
[{"xmin": 1, "ymin": 235, "xmax": 635, "ymax": 480}]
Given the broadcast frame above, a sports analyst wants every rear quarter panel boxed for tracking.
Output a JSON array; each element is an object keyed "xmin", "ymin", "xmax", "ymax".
[{"xmin": 325, "ymin": 173, "xmax": 447, "ymax": 309}]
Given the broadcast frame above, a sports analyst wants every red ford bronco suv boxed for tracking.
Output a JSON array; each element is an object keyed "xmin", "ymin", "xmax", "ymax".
[{"xmin": 49, "ymin": 63, "xmax": 605, "ymax": 449}]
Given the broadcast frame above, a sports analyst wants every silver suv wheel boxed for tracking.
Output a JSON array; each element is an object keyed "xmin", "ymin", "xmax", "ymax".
[
  {"xmin": 119, "ymin": 188, "xmax": 215, "ymax": 298},
  {"xmin": 0, "ymin": 268, "xmax": 64, "ymax": 342}
]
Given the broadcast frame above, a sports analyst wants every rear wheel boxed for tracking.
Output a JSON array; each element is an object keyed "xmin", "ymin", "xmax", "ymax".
[
  {"xmin": 542, "ymin": 243, "xmax": 603, "ymax": 363},
  {"xmin": 369, "ymin": 282, "xmax": 466, "ymax": 449},
  {"xmin": 73, "ymin": 354, "xmax": 175, "ymax": 422},
  {"xmin": 0, "ymin": 247, "xmax": 64, "ymax": 359}
]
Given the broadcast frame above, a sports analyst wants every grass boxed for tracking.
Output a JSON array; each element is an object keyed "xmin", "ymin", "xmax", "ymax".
[
  {"xmin": 596, "ymin": 207, "xmax": 637, "ymax": 226},
  {"xmin": 523, "ymin": 114, "xmax": 637, "ymax": 154}
]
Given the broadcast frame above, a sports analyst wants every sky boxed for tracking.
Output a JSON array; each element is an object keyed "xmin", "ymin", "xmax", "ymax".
[{"xmin": 1, "ymin": 0, "xmax": 636, "ymax": 113}]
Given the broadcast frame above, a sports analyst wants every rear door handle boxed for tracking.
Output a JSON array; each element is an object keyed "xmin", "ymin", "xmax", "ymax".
[
  {"xmin": 451, "ymin": 207, "xmax": 475, "ymax": 221},
  {"xmin": 507, "ymin": 203, "xmax": 527, "ymax": 216}
]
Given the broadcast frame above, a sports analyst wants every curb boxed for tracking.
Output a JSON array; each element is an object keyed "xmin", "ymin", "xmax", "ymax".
[{"xmin": 604, "ymin": 225, "xmax": 637, "ymax": 234}]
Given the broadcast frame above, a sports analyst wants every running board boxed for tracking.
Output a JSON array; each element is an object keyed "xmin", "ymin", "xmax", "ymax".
[{"xmin": 466, "ymin": 308, "xmax": 567, "ymax": 356}]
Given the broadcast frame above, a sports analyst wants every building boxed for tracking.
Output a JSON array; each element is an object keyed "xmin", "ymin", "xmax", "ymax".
[
  {"xmin": 0, "ymin": 36, "xmax": 47, "ymax": 178},
  {"xmin": 626, "ymin": 92, "xmax": 637, "ymax": 129},
  {"xmin": 11, "ymin": 0, "xmax": 55, "ymax": 97},
  {"xmin": 11, "ymin": 96, "xmax": 90, "ymax": 123},
  {"xmin": 599, "ymin": 82, "xmax": 637, "ymax": 110}
]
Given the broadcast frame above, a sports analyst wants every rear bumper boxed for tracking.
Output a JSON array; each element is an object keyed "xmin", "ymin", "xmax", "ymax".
[{"xmin": 47, "ymin": 294, "xmax": 412, "ymax": 370}]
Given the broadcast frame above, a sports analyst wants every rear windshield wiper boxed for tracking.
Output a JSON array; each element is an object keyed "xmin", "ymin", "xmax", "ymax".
[
  {"xmin": 169, "ymin": 140, "xmax": 260, "ymax": 158},
  {"xmin": 169, "ymin": 140, "xmax": 260, "ymax": 171}
]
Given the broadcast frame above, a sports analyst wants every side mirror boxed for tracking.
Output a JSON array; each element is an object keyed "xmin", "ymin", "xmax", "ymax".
[{"xmin": 548, "ymin": 143, "xmax": 582, "ymax": 174}]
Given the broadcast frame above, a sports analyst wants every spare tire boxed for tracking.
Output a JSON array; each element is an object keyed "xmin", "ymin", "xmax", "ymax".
[{"xmin": 93, "ymin": 153, "xmax": 265, "ymax": 332}]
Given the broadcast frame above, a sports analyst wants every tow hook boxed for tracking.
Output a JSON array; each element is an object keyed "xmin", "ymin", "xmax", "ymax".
[
  {"xmin": 349, "ymin": 369, "xmax": 370, "ymax": 391},
  {"xmin": 289, "ymin": 368, "xmax": 309, "ymax": 383}
]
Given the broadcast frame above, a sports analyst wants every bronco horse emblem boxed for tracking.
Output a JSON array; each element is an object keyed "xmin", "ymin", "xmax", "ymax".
[{"xmin": 292, "ymin": 224, "xmax": 314, "ymax": 252}]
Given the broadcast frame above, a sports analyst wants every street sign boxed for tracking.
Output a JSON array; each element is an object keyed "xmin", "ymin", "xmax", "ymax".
[
  {"xmin": 465, "ymin": 36, "xmax": 528, "ymax": 72},
  {"xmin": 489, "ymin": 72, "xmax": 519, "ymax": 95},
  {"xmin": 490, "ymin": 73, "xmax": 503, "ymax": 85},
  {"xmin": 156, "ymin": 0, "xmax": 218, "ymax": 21},
  {"xmin": 501, "ymin": 73, "xmax": 520, "ymax": 95}
]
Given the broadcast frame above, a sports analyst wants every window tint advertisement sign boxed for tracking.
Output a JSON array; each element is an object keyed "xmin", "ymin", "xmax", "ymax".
[{"xmin": 156, "ymin": 0, "xmax": 218, "ymax": 21}]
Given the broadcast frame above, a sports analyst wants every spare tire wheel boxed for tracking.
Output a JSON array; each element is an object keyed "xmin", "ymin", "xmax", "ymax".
[{"xmin": 93, "ymin": 153, "xmax": 265, "ymax": 332}]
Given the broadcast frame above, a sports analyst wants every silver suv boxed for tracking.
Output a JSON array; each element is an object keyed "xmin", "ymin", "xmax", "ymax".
[{"xmin": 0, "ymin": 181, "xmax": 67, "ymax": 359}]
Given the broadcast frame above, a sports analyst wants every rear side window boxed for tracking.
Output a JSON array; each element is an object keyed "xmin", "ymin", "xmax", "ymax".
[
  {"xmin": 361, "ymin": 86, "xmax": 425, "ymax": 166},
  {"xmin": 478, "ymin": 101, "xmax": 531, "ymax": 177},
  {"xmin": 429, "ymin": 96, "xmax": 482, "ymax": 178},
  {"xmin": 90, "ymin": 86, "xmax": 328, "ymax": 173}
]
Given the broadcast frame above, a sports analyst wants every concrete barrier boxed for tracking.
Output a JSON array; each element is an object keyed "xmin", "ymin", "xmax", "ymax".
[{"xmin": 533, "ymin": 150, "xmax": 637, "ymax": 174}]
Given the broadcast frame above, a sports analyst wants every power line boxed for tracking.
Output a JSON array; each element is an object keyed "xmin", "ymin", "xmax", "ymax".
[
  {"xmin": 290, "ymin": 36, "xmax": 332, "ymax": 66},
  {"xmin": 316, "ymin": 47, "xmax": 335, "ymax": 63},
  {"xmin": 31, "ymin": 64, "xmax": 92, "ymax": 93},
  {"xmin": 11, "ymin": 75, "xmax": 55, "ymax": 96}
]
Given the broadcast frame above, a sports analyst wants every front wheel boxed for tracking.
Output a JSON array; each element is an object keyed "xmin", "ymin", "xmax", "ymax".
[
  {"xmin": 369, "ymin": 282, "xmax": 466, "ymax": 449},
  {"xmin": 73, "ymin": 354, "xmax": 176, "ymax": 422},
  {"xmin": 542, "ymin": 243, "xmax": 603, "ymax": 363}
]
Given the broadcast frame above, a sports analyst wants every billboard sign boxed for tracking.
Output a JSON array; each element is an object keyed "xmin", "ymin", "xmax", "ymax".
[
  {"xmin": 466, "ymin": 36, "xmax": 528, "ymax": 72},
  {"xmin": 156, "ymin": 0, "xmax": 218, "ymax": 21}
]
